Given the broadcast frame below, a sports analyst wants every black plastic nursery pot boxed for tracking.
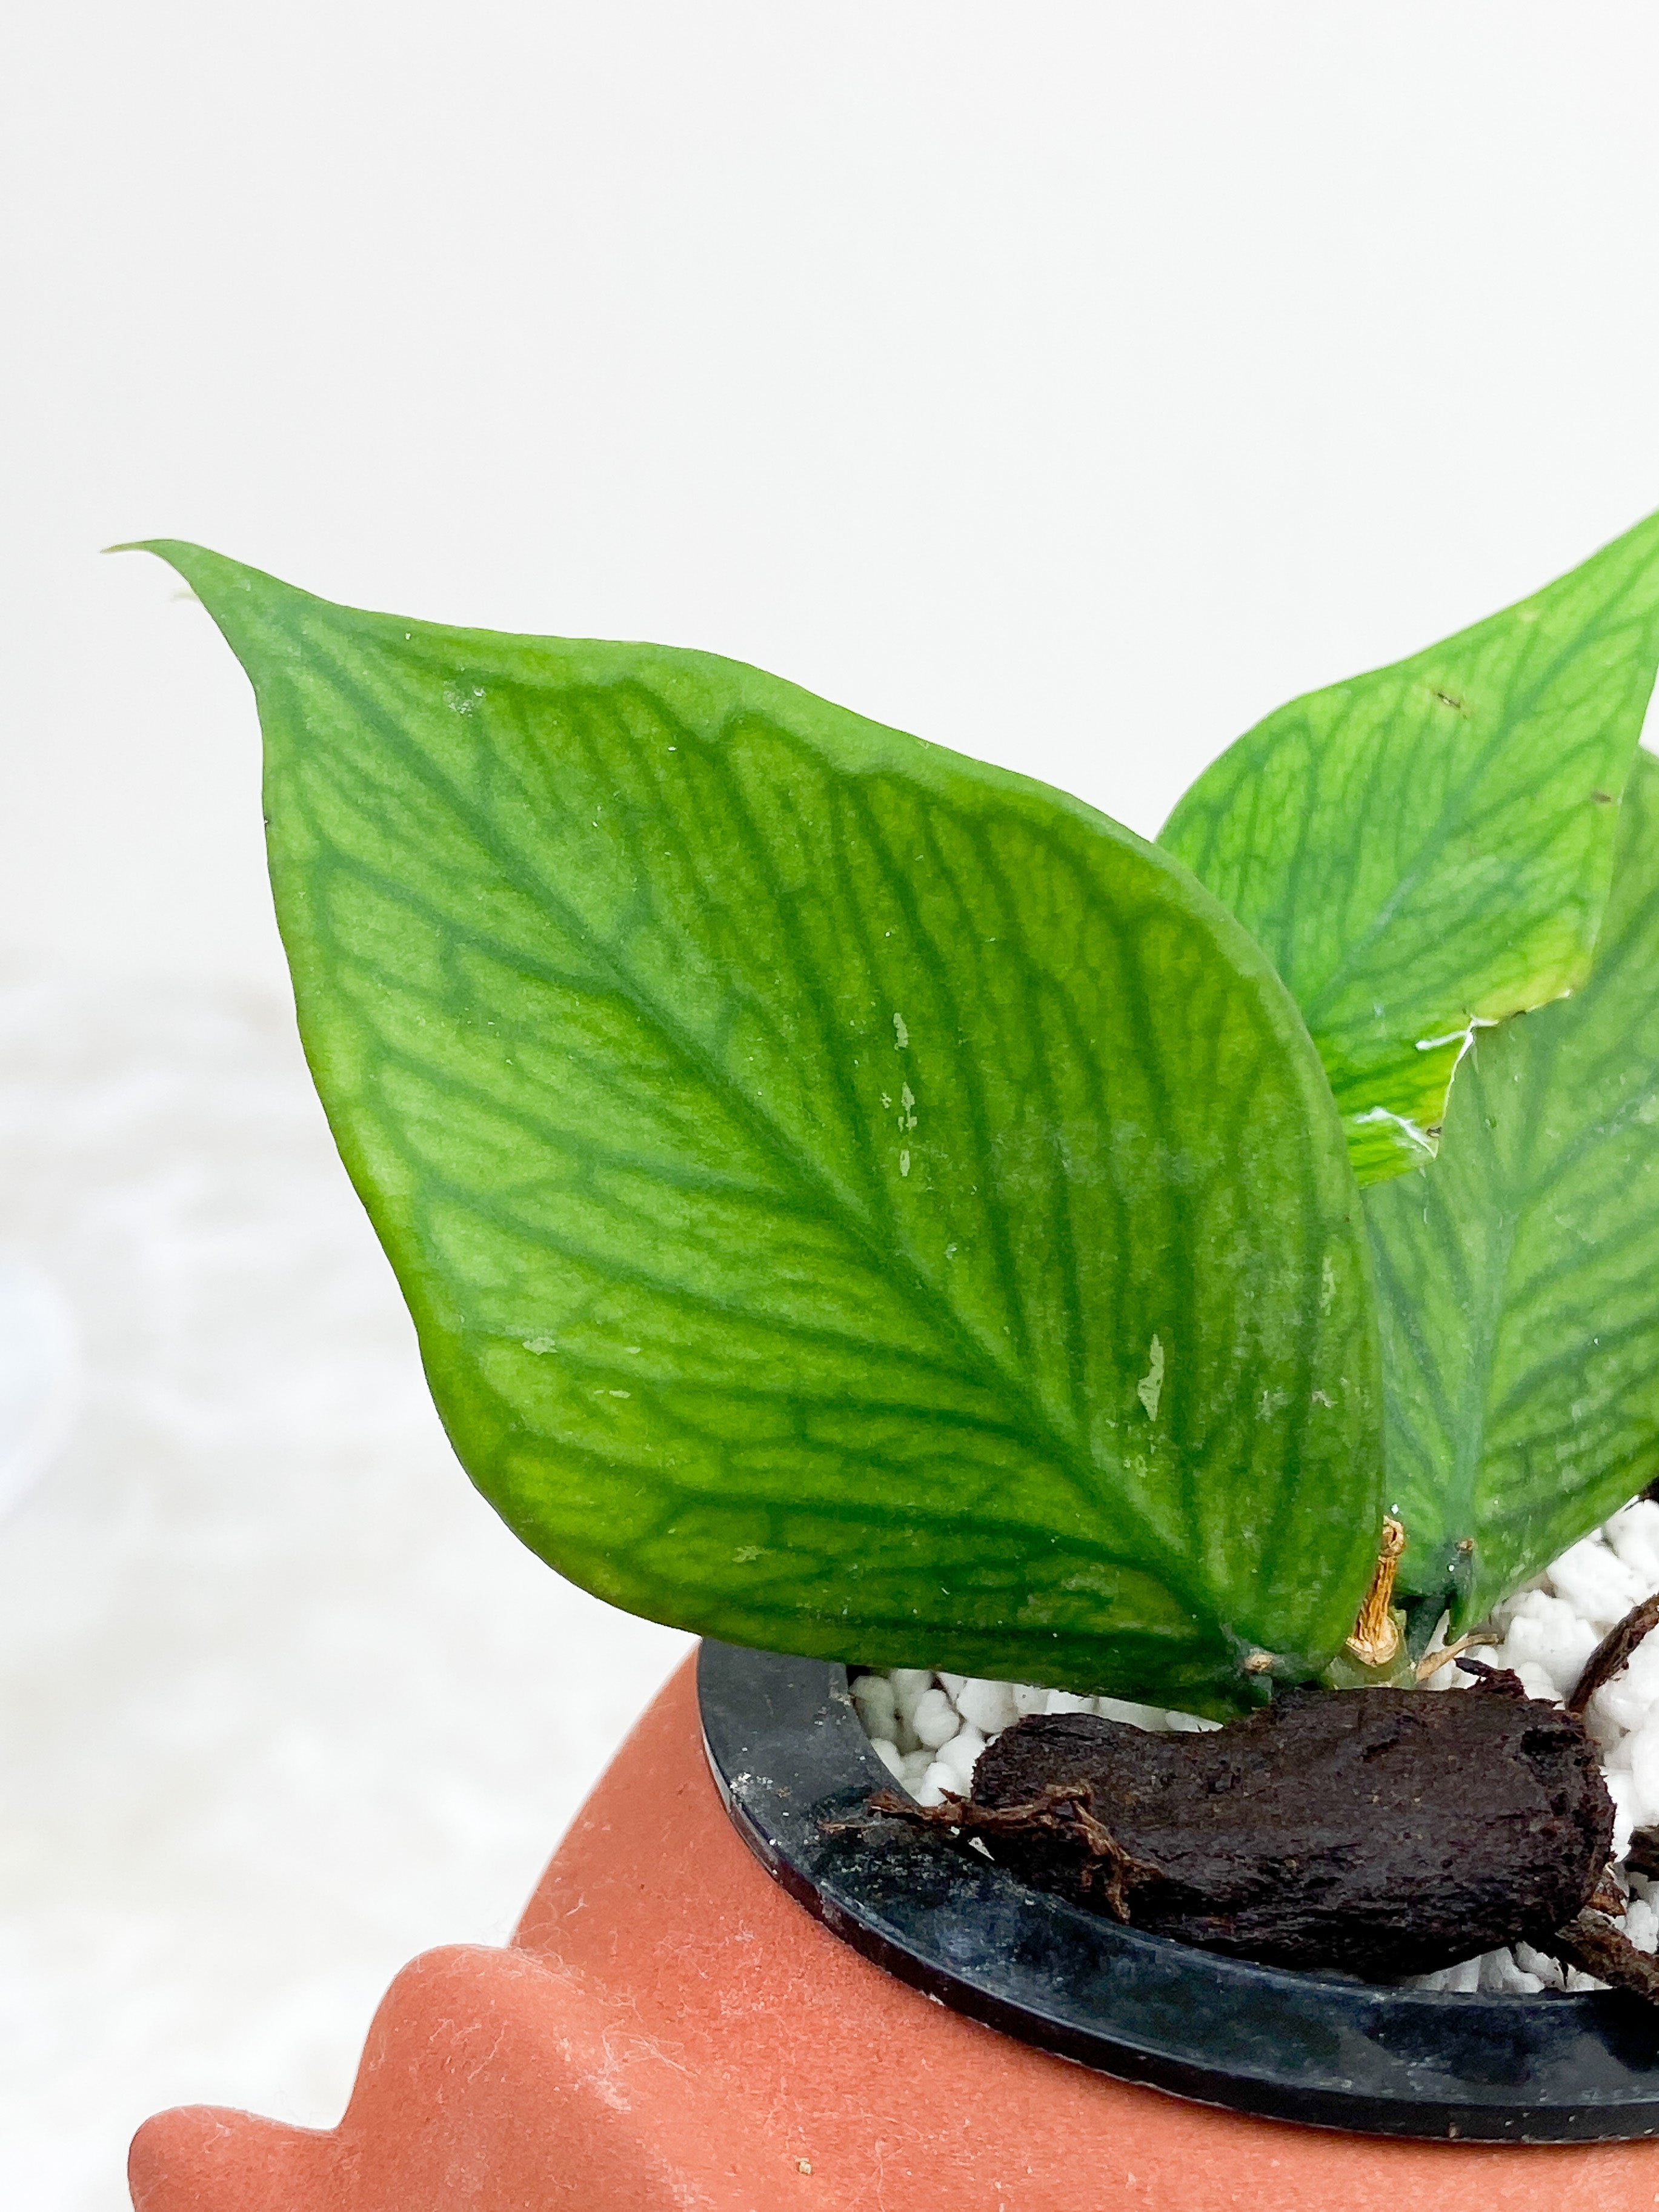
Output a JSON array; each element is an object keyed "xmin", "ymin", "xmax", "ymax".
[{"xmin": 697, "ymin": 1639, "xmax": 1659, "ymax": 2144}]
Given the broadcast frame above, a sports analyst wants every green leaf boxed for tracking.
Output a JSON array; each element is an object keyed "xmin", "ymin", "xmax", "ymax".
[
  {"xmin": 1160, "ymin": 513, "xmax": 1659, "ymax": 1187},
  {"xmin": 134, "ymin": 542, "xmax": 1382, "ymax": 1712},
  {"xmin": 1365, "ymin": 752, "xmax": 1659, "ymax": 1627}
]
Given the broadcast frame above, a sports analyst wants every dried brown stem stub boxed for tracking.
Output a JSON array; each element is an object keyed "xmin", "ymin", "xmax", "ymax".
[
  {"xmin": 1345, "ymin": 1517, "xmax": 1406, "ymax": 1668},
  {"xmin": 959, "ymin": 1675, "xmax": 1612, "ymax": 1979},
  {"xmin": 1566, "ymin": 1590, "xmax": 1659, "ymax": 1717},
  {"xmin": 1554, "ymin": 1910, "xmax": 1659, "ymax": 2003}
]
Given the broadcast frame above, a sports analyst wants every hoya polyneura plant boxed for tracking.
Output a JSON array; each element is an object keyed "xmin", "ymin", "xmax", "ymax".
[{"xmin": 131, "ymin": 517, "xmax": 1659, "ymax": 1723}]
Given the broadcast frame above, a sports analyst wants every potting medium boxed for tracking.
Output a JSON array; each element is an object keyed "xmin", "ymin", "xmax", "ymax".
[{"xmin": 848, "ymin": 1495, "xmax": 1659, "ymax": 1995}]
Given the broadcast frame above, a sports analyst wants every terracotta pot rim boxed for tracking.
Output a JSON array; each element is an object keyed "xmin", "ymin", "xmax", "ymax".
[{"xmin": 697, "ymin": 1640, "xmax": 1659, "ymax": 2144}]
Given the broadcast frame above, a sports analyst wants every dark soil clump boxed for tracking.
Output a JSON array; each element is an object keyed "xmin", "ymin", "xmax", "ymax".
[{"xmin": 956, "ymin": 1670, "xmax": 1612, "ymax": 1978}]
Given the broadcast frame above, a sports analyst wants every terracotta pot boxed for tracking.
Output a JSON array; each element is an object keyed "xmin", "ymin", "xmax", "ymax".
[{"xmin": 130, "ymin": 1652, "xmax": 1659, "ymax": 2211}]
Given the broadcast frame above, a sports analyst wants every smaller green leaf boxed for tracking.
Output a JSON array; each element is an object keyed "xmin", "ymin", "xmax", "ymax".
[
  {"xmin": 1366, "ymin": 752, "xmax": 1659, "ymax": 1625},
  {"xmin": 1161, "ymin": 513, "xmax": 1659, "ymax": 1186}
]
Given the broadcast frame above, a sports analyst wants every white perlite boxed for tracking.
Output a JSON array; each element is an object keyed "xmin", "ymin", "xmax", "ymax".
[{"xmin": 851, "ymin": 1497, "xmax": 1659, "ymax": 1995}]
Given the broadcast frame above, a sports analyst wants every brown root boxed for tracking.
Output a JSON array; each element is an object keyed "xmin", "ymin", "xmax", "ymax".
[
  {"xmin": 1554, "ymin": 1909, "xmax": 1659, "ymax": 2003},
  {"xmin": 1414, "ymin": 1627, "xmax": 1501, "ymax": 1682},
  {"xmin": 1452, "ymin": 1654, "xmax": 1526, "ymax": 1693},
  {"xmin": 826, "ymin": 1781, "xmax": 1164, "ymax": 1922},
  {"xmin": 1588, "ymin": 1866, "xmax": 1627, "ymax": 1917},
  {"xmin": 1566, "ymin": 1591, "xmax": 1659, "ymax": 1718}
]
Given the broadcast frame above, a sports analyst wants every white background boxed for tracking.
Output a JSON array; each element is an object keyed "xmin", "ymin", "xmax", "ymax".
[{"xmin": 4, "ymin": 5, "xmax": 1659, "ymax": 2205}]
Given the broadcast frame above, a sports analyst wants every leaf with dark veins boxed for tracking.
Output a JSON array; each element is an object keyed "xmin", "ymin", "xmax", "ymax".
[
  {"xmin": 1366, "ymin": 753, "xmax": 1659, "ymax": 1623},
  {"xmin": 133, "ymin": 542, "xmax": 1382, "ymax": 1712},
  {"xmin": 1162, "ymin": 513, "xmax": 1659, "ymax": 1186}
]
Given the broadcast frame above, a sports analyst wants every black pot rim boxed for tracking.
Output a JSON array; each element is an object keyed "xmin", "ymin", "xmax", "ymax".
[{"xmin": 696, "ymin": 1639, "xmax": 1659, "ymax": 2144}]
